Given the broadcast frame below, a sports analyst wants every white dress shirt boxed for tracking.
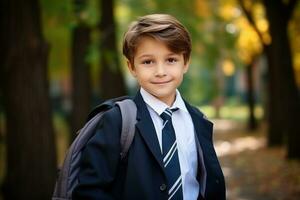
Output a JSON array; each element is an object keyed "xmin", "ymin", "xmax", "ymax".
[{"xmin": 140, "ymin": 88, "xmax": 199, "ymax": 200}]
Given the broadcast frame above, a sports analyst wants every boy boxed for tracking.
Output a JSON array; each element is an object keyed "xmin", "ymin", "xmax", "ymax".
[{"xmin": 72, "ymin": 14, "xmax": 225, "ymax": 200}]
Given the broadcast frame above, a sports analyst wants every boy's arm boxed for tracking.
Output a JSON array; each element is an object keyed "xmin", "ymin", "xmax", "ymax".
[{"xmin": 72, "ymin": 107, "xmax": 122, "ymax": 200}]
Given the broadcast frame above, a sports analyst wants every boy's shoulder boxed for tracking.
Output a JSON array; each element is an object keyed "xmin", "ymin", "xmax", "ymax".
[
  {"xmin": 89, "ymin": 96, "xmax": 135, "ymax": 127},
  {"xmin": 191, "ymin": 105, "xmax": 208, "ymax": 120},
  {"xmin": 102, "ymin": 105, "xmax": 122, "ymax": 120},
  {"xmin": 184, "ymin": 100, "xmax": 212, "ymax": 125},
  {"xmin": 92, "ymin": 102, "xmax": 122, "ymax": 130},
  {"xmin": 183, "ymin": 99, "xmax": 206, "ymax": 118}
]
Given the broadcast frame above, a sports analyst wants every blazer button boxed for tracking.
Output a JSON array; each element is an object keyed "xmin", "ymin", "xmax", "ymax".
[
  {"xmin": 160, "ymin": 184, "xmax": 167, "ymax": 191},
  {"xmin": 216, "ymin": 179, "xmax": 220, "ymax": 184}
]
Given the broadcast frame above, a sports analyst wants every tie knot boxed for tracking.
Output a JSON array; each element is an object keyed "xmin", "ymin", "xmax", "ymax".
[{"xmin": 160, "ymin": 108, "xmax": 178, "ymax": 122}]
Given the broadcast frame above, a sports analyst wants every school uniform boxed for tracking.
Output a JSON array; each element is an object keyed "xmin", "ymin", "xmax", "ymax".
[{"xmin": 72, "ymin": 89, "xmax": 225, "ymax": 200}]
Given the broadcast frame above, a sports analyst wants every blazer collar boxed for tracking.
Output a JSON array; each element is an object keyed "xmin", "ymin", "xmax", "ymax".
[
  {"xmin": 184, "ymin": 100, "xmax": 213, "ymax": 142},
  {"xmin": 133, "ymin": 91, "xmax": 165, "ymax": 170}
]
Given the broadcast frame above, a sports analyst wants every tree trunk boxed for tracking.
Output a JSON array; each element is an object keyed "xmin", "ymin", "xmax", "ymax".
[
  {"xmin": 264, "ymin": 46, "xmax": 285, "ymax": 146},
  {"xmin": 99, "ymin": 0, "xmax": 127, "ymax": 100},
  {"xmin": 0, "ymin": 0, "xmax": 57, "ymax": 199},
  {"xmin": 70, "ymin": 0, "xmax": 92, "ymax": 142},
  {"xmin": 246, "ymin": 59, "xmax": 257, "ymax": 131},
  {"xmin": 264, "ymin": 0, "xmax": 300, "ymax": 159},
  {"xmin": 238, "ymin": 0, "xmax": 285, "ymax": 146}
]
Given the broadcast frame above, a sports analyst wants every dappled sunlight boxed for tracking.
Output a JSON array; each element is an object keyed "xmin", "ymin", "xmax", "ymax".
[
  {"xmin": 219, "ymin": 140, "xmax": 300, "ymax": 200},
  {"xmin": 212, "ymin": 119, "xmax": 266, "ymax": 157},
  {"xmin": 212, "ymin": 119, "xmax": 300, "ymax": 200},
  {"xmin": 212, "ymin": 119, "xmax": 242, "ymax": 132},
  {"xmin": 215, "ymin": 136, "xmax": 266, "ymax": 157}
]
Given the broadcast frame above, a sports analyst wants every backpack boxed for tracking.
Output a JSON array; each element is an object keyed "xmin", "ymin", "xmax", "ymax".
[{"xmin": 52, "ymin": 97, "xmax": 137, "ymax": 200}]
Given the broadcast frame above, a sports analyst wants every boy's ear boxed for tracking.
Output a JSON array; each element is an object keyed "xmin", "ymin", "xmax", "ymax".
[
  {"xmin": 183, "ymin": 60, "xmax": 190, "ymax": 74},
  {"xmin": 127, "ymin": 60, "xmax": 137, "ymax": 77}
]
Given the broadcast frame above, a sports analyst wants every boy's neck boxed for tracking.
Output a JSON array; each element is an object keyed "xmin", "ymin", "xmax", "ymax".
[
  {"xmin": 140, "ymin": 87, "xmax": 177, "ymax": 107},
  {"xmin": 159, "ymin": 94, "xmax": 176, "ymax": 107}
]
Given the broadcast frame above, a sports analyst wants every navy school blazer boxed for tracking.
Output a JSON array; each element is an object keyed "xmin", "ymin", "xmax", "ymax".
[{"xmin": 72, "ymin": 91, "xmax": 226, "ymax": 200}]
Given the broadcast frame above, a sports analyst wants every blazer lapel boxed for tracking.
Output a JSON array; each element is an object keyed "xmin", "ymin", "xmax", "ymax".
[
  {"xmin": 184, "ymin": 101, "xmax": 215, "ymax": 198},
  {"xmin": 133, "ymin": 91, "xmax": 165, "ymax": 170},
  {"xmin": 184, "ymin": 100, "xmax": 214, "ymax": 154}
]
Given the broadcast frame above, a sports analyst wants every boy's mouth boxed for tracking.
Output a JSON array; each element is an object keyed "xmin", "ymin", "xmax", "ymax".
[{"xmin": 151, "ymin": 80, "xmax": 172, "ymax": 84}]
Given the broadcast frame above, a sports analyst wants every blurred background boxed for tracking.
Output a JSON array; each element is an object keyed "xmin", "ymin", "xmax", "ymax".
[{"xmin": 0, "ymin": 0, "xmax": 300, "ymax": 199}]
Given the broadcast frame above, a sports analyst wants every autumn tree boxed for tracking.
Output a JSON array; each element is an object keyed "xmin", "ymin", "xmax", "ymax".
[
  {"xmin": 0, "ymin": 0, "xmax": 57, "ymax": 199},
  {"xmin": 263, "ymin": 0, "xmax": 300, "ymax": 159},
  {"xmin": 239, "ymin": 0, "xmax": 300, "ymax": 159}
]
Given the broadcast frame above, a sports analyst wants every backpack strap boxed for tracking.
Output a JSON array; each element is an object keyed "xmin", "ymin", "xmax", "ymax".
[
  {"xmin": 87, "ymin": 96, "xmax": 131, "ymax": 121},
  {"xmin": 116, "ymin": 99, "xmax": 137, "ymax": 160}
]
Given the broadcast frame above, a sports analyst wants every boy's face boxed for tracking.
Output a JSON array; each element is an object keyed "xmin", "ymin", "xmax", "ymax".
[{"xmin": 127, "ymin": 36, "xmax": 189, "ymax": 106}]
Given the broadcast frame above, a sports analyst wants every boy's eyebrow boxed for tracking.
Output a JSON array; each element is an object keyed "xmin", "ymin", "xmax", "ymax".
[
  {"xmin": 136, "ymin": 54, "xmax": 154, "ymax": 59},
  {"xmin": 137, "ymin": 53, "xmax": 180, "ymax": 59}
]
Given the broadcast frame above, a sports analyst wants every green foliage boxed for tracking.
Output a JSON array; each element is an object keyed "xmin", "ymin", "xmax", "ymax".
[
  {"xmin": 41, "ymin": 0, "xmax": 72, "ymax": 80},
  {"xmin": 41, "ymin": 0, "xmax": 100, "ymax": 81},
  {"xmin": 73, "ymin": 0, "xmax": 99, "ymax": 26}
]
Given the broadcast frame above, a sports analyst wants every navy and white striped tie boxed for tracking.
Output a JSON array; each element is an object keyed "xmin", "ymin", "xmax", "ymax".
[{"xmin": 160, "ymin": 108, "xmax": 183, "ymax": 200}]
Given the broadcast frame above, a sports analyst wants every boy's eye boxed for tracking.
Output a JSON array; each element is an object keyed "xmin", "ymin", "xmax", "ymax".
[
  {"xmin": 167, "ymin": 58, "xmax": 177, "ymax": 63},
  {"xmin": 142, "ymin": 60, "xmax": 153, "ymax": 65}
]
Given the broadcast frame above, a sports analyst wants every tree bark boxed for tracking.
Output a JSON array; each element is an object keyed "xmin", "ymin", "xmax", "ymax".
[
  {"xmin": 264, "ymin": 46, "xmax": 284, "ymax": 146},
  {"xmin": 0, "ymin": 0, "xmax": 57, "ymax": 199},
  {"xmin": 264, "ymin": 0, "xmax": 300, "ymax": 159},
  {"xmin": 98, "ymin": 0, "xmax": 127, "ymax": 100},
  {"xmin": 70, "ymin": 0, "xmax": 92, "ymax": 142},
  {"xmin": 246, "ymin": 59, "xmax": 257, "ymax": 131}
]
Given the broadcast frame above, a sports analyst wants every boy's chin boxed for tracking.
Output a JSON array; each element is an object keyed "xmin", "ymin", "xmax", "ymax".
[
  {"xmin": 152, "ymin": 92, "xmax": 176, "ymax": 104},
  {"xmin": 149, "ymin": 89, "xmax": 175, "ymax": 97}
]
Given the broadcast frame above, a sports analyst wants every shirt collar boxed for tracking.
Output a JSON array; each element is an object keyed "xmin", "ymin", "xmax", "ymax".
[{"xmin": 140, "ymin": 87, "xmax": 188, "ymax": 115}]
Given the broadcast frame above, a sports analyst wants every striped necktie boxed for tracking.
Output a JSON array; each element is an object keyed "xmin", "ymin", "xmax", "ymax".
[{"xmin": 160, "ymin": 108, "xmax": 183, "ymax": 200}]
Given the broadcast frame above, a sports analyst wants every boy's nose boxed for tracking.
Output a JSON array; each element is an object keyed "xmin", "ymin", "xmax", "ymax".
[{"xmin": 155, "ymin": 63, "xmax": 166, "ymax": 77}]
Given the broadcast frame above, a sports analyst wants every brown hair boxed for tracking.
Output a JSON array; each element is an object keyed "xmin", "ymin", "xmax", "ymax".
[{"xmin": 122, "ymin": 14, "xmax": 192, "ymax": 65}]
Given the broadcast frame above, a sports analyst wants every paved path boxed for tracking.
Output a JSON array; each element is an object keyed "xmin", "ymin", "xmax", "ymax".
[{"xmin": 213, "ymin": 119, "xmax": 272, "ymax": 200}]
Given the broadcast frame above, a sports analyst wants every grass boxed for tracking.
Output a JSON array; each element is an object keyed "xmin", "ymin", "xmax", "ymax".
[{"xmin": 200, "ymin": 104, "xmax": 264, "ymax": 121}]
